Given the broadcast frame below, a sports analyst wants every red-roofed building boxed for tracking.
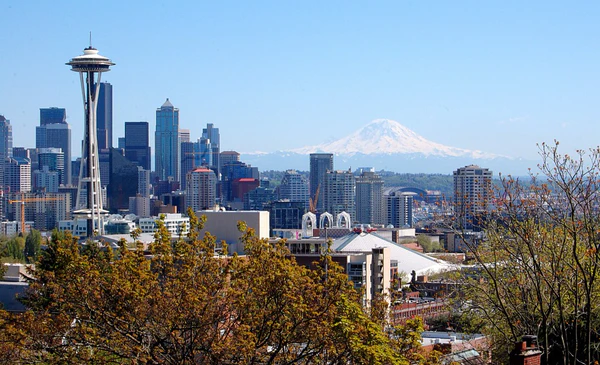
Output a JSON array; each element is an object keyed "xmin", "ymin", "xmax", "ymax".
[{"xmin": 232, "ymin": 178, "xmax": 259, "ymax": 201}]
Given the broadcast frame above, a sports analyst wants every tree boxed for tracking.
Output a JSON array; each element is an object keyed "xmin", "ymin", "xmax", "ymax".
[
  {"xmin": 1, "ymin": 210, "xmax": 431, "ymax": 364},
  {"xmin": 4, "ymin": 236, "xmax": 25, "ymax": 261},
  {"xmin": 460, "ymin": 142, "xmax": 600, "ymax": 364},
  {"xmin": 24, "ymin": 229, "xmax": 42, "ymax": 263}
]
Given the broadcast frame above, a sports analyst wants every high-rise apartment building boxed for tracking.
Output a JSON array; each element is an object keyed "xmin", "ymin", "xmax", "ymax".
[
  {"xmin": 202, "ymin": 123, "xmax": 220, "ymax": 176},
  {"xmin": 278, "ymin": 169, "xmax": 309, "ymax": 209},
  {"xmin": 385, "ymin": 191, "xmax": 415, "ymax": 228},
  {"xmin": 96, "ymin": 82, "xmax": 113, "ymax": 150},
  {"xmin": 453, "ymin": 165, "xmax": 492, "ymax": 230},
  {"xmin": 36, "ymin": 121, "xmax": 71, "ymax": 185},
  {"xmin": 180, "ymin": 138, "xmax": 211, "ymax": 190},
  {"xmin": 309, "ymin": 153, "xmax": 333, "ymax": 212},
  {"xmin": 155, "ymin": 99, "xmax": 180, "ymax": 181},
  {"xmin": 124, "ymin": 122, "xmax": 151, "ymax": 170},
  {"xmin": 6, "ymin": 157, "xmax": 31, "ymax": 193},
  {"xmin": 40, "ymin": 107, "xmax": 66, "ymax": 125},
  {"xmin": 186, "ymin": 167, "xmax": 217, "ymax": 212},
  {"xmin": 137, "ymin": 167, "xmax": 151, "ymax": 198},
  {"xmin": 355, "ymin": 169, "xmax": 384, "ymax": 225},
  {"xmin": 323, "ymin": 169, "xmax": 355, "ymax": 222},
  {"xmin": 33, "ymin": 166, "xmax": 60, "ymax": 193},
  {"xmin": 0, "ymin": 115, "xmax": 13, "ymax": 189}
]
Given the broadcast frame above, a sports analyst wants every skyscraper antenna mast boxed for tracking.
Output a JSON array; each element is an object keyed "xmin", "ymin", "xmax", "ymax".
[{"xmin": 89, "ymin": 32, "xmax": 92, "ymax": 48}]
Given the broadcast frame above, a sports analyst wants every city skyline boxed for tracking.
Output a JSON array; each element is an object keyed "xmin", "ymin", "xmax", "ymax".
[{"xmin": 2, "ymin": 1, "xmax": 600, "ymax": 163}]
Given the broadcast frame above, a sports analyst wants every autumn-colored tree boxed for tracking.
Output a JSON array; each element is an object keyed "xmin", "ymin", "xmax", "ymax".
[
  {"xmin": 460, "ymin": 141, "xmax": 600, "ymax": 364},
  {"xmin": 0, "ymin": 210, "xmax": 433, "ymax": 364}
]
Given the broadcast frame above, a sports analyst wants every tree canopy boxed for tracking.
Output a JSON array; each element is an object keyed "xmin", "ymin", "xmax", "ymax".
[{"xmin": 0, "ymin": 210, "xmax": 433, "ymax": 364}]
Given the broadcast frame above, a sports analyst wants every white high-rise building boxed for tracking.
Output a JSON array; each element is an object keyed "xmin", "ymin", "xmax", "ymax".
[
  {"xmin": 323, "ymin": 169, "xmax": 355, "ymax": 222},
  {"xmin": 355, "ymin": 170, "xmax": 384, "ymax": 225},
  {"xmin": 453, "ymin": 165, "xmax": 492, "ymax": 230},
  {"xmin": 278, "ymin": 170, "xmax": 309, "ymax": 209},
  {"xmin": 186, "ymin": 167, "xmax": 217, "ymax": 212}
]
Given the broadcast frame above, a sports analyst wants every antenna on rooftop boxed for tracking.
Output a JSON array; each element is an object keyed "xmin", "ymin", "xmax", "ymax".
[{"xmin": 89, "ymin": 31, "xmax": 92, "ymax": 48}]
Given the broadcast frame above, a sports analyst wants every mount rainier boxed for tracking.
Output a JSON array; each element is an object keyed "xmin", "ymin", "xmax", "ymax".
[{"xmin": 241, "ymin": 119, "xmax": 533, "ymax": 175}]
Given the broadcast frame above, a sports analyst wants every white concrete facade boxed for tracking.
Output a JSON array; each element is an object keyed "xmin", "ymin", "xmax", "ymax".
[{"xmin": 197, "ymin": 210, "xmax": 270, "ymax": 254}]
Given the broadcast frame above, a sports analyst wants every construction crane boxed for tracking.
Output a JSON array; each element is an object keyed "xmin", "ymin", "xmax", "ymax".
[
  {"xmin": 8, "ymin": 195, "xmax": 62, "ymax": 235},
  {"xmin": 309, "ymin": 184, "xmax": 320, "ymax": 213}
]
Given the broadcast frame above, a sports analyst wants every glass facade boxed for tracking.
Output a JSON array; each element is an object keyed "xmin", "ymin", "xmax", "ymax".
[{"xmin": 155, "ymin": 99, "xmax": 180, "ymax": 181}]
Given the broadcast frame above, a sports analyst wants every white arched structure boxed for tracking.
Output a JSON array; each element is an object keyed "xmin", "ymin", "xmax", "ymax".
[
  {"xmin": 336, "ymin": 211, "xmax": 351, "ymax": 228},
  {"xmin": 320, "ymin": 212, "xmax": 334, "ymax": 229},
  {"xmin": 302, "ymin": 212, "xmax": 317, "ymax": 237}
]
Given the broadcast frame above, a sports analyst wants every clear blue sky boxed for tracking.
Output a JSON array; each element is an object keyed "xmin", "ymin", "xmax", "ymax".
[{"xmin": 2, "ymin": 1, "xmax": 599, "ymax": 161}]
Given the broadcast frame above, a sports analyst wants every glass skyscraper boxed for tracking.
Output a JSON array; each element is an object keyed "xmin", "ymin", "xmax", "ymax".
[
  {"xmin": 40, "ymin": 107, "xmax": 66, "ymax": 125},
  {"xmin": 202, "ymin": 123, "xmax": 220, "ymax": 177},
  {"xmin": 309, "ymin": 153, "xmax": 333, "ymax": 212},
  {"xmin": 97, "ymin": 82, "xmax": 113, "ymax": 150},
  {"xmin": 36, "ymin": 122, "xmax": 71, "ymax": 185},
  {"xmin": 124, "ymin": 121, "xmax": 151, "ymax": 170},
  {"xmin": 0, "ymin": 115, "xmax": 13, "ymax": 189},
  {"xmin": 155, "ymin": 99, "xmax": 180, "ymax": 181}
]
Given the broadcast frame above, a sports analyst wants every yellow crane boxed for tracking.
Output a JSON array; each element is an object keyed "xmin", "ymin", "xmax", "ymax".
[
  {"xmin": 8, "ymin": 195, "xmax": 63, "ymax": 234},
  {"xmin": 309, "ymin": 184, "xmax": 320, "ymax": 213}
]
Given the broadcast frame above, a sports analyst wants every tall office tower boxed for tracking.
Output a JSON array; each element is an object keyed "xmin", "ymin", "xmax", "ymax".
[
  {"xmin": 6, "ymin": 157, "xmax": 31, "ymax": 193},
  {"xmin": 40, "ymin": 107, "xmax": 66, "ymax": 126},
  {"xmin": 179, "ymin": 129, "xmax": 190, "ymax": 143},
  {"xmin": 137, "ymin": 167, "xmax": 151, "ymax": 197},
  {"xmin": 0, "ymin": 116, "xmax": 13, "ymax": 189},
  {"xmin": 202, "ymin": 123, "xmax": 220, "ymax": 176},
  {"xmin": 155, "ymin": 98, "xmax": 180, "ymax": 182},
  {"xmin": 355, "ymin": 169, "xmax": 384, "ymax": 225},
  {"xmin": 96, "ymin": 82, "xmax": 113, "ymax": 150},
  {"xmin": 107, "ymin": 149, "xmax": 139, "ymax": 212},
  {"xmin": 12, "ymin": 147, "xmax": 29, "ymax": 159},
  {"xmin": 385, "ymin": 191, "xmax": 415, "ymax": 228},
  {"xmin": 323, "ymin": 169, "xmax": 355, "ymax": 222},
  {"xmin": 278, "ymin": 169, "xmax": 309, "ymax": 209},
  {"xmin": 36, "ymin": 122, "xmax": 71, "ymax": 185},
  {"xmin": 309, "ymin": 153, "xmax": 333, "ymax": 212},
  {"xmin": 220, "ymin": 150, "xmax": 240, "ymax": 168},
  {"xmin": 221, "ymin": 161, "xmax": 259, "ymax": 202},
  {"xmin": 185, "ymin": 167, "xmax": 217, "ymax": 212},
  {"xmin": 37, "ymin": 148, "xmax": 65, "ymax": 185},
  {"xmin": 67, "ymin": 45, "xmax": 114, "ymax": 236},
  {"xmin": 453, "ymin": 165, "xmax": 492, "ymax": 230},
  {"xmin": 124, "ymin": 122, "xmax": 151, "ymax": 170},
  {"xmin": 180, "ymin": 138, "xmax": 212, "ymax": 190}
]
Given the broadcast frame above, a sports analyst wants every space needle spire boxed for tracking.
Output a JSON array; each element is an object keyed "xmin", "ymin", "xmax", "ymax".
[{"xmin": 67, "ymin": 45, "xmax": 115, "ymax": 237}]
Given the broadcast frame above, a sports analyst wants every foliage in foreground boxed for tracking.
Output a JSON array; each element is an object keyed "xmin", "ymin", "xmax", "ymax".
[
  {"xmin": 0, "ymin": 211, "xmax": 433, "ymax": 364},
  {"xmin": 461, "ymin": 142, "xmax": 600, "ymax": 365}
]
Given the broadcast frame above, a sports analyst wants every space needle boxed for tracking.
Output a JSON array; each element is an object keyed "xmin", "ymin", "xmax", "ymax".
[{"xmin": 67, "ymin": 43, "xmax": 114, "ymax": 237}]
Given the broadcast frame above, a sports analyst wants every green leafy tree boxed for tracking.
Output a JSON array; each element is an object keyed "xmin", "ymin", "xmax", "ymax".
[
  {"xmin": 24, "ymin": 229, "xmax": 42, "ymax": 263},
  {"xmin": 5, "ymin": 236, "xmax": 25, "ymax": 261}
]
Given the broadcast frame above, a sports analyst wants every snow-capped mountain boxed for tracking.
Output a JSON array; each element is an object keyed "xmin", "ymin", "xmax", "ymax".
[
  {"xmin": 291, "ymin": 118, "xmax": 499, "ymax": 159},
  {"xmin": 241, "ymin": 118, "xmax": 532, "ymax": 174}
]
